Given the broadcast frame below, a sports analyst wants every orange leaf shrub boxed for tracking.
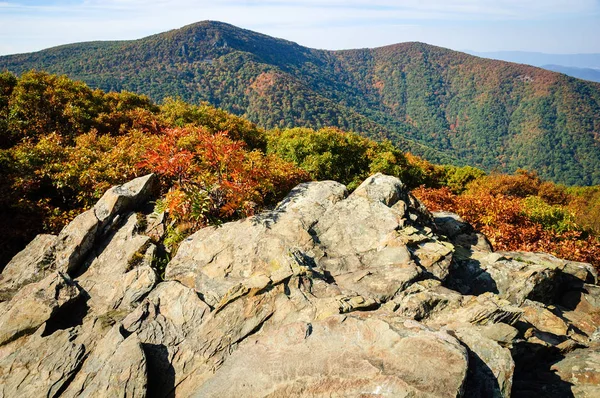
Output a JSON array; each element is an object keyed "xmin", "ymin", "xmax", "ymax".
[
  {"xmin": 414, "ymin": 186, "xmax": 600, "ymax": 268},
  {"xmin": 139, "ymin": 126, "xmax": 308, "ymax": 230},
  {"xmin": 467, "ymin": 169, "xmax": 569, "ymax": 205}
]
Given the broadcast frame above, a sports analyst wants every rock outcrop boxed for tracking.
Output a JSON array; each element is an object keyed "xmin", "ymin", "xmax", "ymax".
[{"xmin": 1, "ymin": 173, "xmax": 599, "ymax": 397}]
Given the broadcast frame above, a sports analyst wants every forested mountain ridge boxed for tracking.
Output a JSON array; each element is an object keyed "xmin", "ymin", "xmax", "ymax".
[
  {"xmin": 2, "ymin": 21, "xmax": 600, "ymax": 185},
  {"xmin": 1, "ymin": 70, "xmax": 599, "ymax": 275}
]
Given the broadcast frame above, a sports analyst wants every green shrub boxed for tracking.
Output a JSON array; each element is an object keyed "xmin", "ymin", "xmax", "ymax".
[
  {"xmin": 267, "ymin": 127, "xmax": 419, "ymax": 189},
  {"xmin": 160, "ymin": 97, "xmax": 266, "ymax": 150},
  {"xmin": 440, "ymin": 165, "xmax": 486, "ymax": 193},
  {"xmin": 522, "ymin": 196, "xmax": 579, "ymax": 234}
]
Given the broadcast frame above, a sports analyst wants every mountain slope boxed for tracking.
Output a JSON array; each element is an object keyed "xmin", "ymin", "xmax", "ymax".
[{"xmin": 2, "ymin": 21, "xmax": 600, "ymax": 185}]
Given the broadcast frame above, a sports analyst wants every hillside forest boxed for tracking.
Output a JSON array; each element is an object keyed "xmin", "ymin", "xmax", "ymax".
[
  {"xmin": 1, "ymin": 71, "xmax": 599, "ymax": 272},
  {"xmin": 1, "ymin": 21, "xmax": 600, "ymax": 186}
]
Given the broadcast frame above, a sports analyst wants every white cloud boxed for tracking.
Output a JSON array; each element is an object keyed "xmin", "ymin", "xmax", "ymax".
[{"xmin": 5, "ymin": 0, "xmax": 598, "ymax": 17}]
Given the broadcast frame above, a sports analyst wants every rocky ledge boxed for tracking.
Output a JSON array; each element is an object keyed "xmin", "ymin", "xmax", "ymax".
[{"xmin": 1, "ymin": 173, "xmax": 599, "ymax": 397}]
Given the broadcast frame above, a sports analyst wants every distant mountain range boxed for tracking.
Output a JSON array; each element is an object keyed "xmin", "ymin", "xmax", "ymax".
[
  {"xmin": 469, "ymin": 51, "xmax": 600, "ymax": 69},
  {"xmin": 470, "ymin": 51, "xmax": 600, "ymax": 82},
  {"xmin": 1, "ymin": 21, "xmax": 600, "ymax": 185},
  {"xmin": 541, "ymin": 65, "xmax": 600, "ymax": 83}
]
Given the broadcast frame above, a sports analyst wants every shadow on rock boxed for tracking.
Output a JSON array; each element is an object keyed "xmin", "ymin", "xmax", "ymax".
[
  {"xmin": 511, "ymin": 341, "xmax": 574, "ymax": 398},
  {"xmin": 142, "ymin": 343, "xmax": 176, "ymax": 398},
  {"xmin": 444, "ymin": 255, "xmax": 499, "ymax": 296},
  {"xmin": 41, "ymin": 284, "xmax": 90, "ymax": 337},
  {"xmin": 463, "ymin": 348, "xmax": 502, "ymax": 397},
  {"xmin": 557, "ymin": 274, "xmax": 588, "ymax": 311}
]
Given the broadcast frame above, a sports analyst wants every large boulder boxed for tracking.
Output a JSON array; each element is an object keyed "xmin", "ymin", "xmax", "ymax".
[
  {"xmin": 448, "ymin": 250, "xmax": 597, "ymax": 305},
  {"xmin": 61, "ymin": 325, "xmax": 147, "ymax": 398},
  {"xmin": 165, "ymin": 180, "xmax": 347, "ymax": 307},
  {"xmin": 312, "ymin": 174, "xmax": 444, "ymax": 301},
  {"xmin": 0, "ymin": 327, "xmax": 86, "ymax": 397},
  {"xmin": 192, "ymin": 315, "xmax": 469, "ymax": 398},
  {"xmin": 54, "ymin": 209, "xmax": 101, "ymax": 276},
  {"xmin": 93, "ymin": 173, "xmax": 158, "ymax": 227},
  {"xmin": 551, "ymin": 348, "xmax": 600, "ymax": 397},
  {"xmin": 77, "ymin": 212, "xmax": 157, "ymax": 315},
  {"xmin": 560, "ymin": 284, "xmax": 600, "ymax": 339},
  {"xmin": 388, "ymin": 279, "xmax": 523, "ymax": 328},
  {"xmin": 433, "ymin": 211, "xmax": 493, "ymax": 253},
  {"xmin": 122, "ymin": 281, "xmax": 212, "ymax": 397},
  {"xmin": 0, "ymin": 271, "xmax": 80, "ymax": 346},
  {"xmin": 1, "ymin": 173, "xmax": 600, "ymax": 397},
  {"xmin": 0, "ymin": 234, "xmax": 56, "ymax": 301},
  {"xmin": 0, "ymin": 174, "xmax": 158, "ymax": 298},
  {"xmin": 453, "ymin": 325, "xmax": 515, "ymax": 397}
]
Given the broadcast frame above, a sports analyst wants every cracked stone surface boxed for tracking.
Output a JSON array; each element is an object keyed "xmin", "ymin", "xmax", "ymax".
[{"xmin": 2, "ymin": 173, "xmax": 600, "ymax": 397}]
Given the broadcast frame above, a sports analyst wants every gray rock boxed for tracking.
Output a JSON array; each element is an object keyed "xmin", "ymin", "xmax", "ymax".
[
  {"xmin": 122, "ymin": 281, "xmax": 212, "ymax": 397},
  {"xmin": 61, "ymin": 325, "xmax": 147, "ymax": 398},
  {"xmin": 0, "ymin": 328, "xmax": 85, "ymax": 398},
  {"xmin": 561, "ymin": 284, "xmax": 600, "ymax": 338},
  {"xmin": 165, "ymin": 180, "xmax": 347, "ymax": 307},
  {"xmin": 453, "ymin": 232, "xmax": 493, "ymax": 252},
  {"xmin": 54, "ymin": 209, "xmax": 100, "ymax": 275},
  {"xmin": 52, "ymin": 174, "xmax": 157, "ymax": 277},
  {"xmin": 2, "ymin": 173, "xmax": 600, "ymax": 398},
  {"xmin": 433, "ymin": 211, "xmax": 470, "ymax": 238},
  {"xmin": 389, "ymin": 279, "xmax": 523, "ymax": 328},
  {"xmin": 314, "ymin": 186, "xmax": 406, "ymax": 262},
  {"xmin": 165, "ymin": 216, "xmax": 313, "ymax": 307},
  {"xmin": 504, "ymin": 251, "xmax": 597, "ymax": 286},
  {"xmin": 191, "ymin": 315, "xmax": 469, "ymax": 398},
  {"xmin": 313, "ymin": 175, "xmax": 428, "ymax": 301},
  {"xmin": 521, "ymin": 299, "xmax": 570, "ymax": 336},
  {"xmin": 0, "ymin": 271, "xmax": 80, "ymax": 346},
  {"xmin": 77, "ymin": 212, "xmax": 156, "ymax": 315},
  {"xmin": 433, "ymin": 211, "xmax": 493, "ymax": 252},
  {"xmin": 272, "ymin": 180, "xmax": 348, "ymax": 229},
  {"xmin": 434, "ymin": 293, "xmax": 524, "ymax": 327},
  {"xmin": 386, "ymin": 279, "xmax": 464, "ymax": 321},
  {"xmin": 449, "ymin": 250, "xmax": 597, "ymax": 305},
  {"xmin": 122, "ymin": 281, "xmax": 211, "ymax": 345},
  {"xmin": 453, "ymin": 326, "xmax": 515, "ymax": 398},
  {"xmin": 166, "ymin": 174, "xmax": 448, "ymax": 307},
  {"xmin": 93, "ymin": 173, "xmax": 158, "ymax": 226},
  {"xmin": 412, "ymin": 240, "xmax": 454, "ymax": 280},
  {"xmin": 390, "ymin": 280, "xmax": 518, "ymax": 396},
  {"xmin": 351, "ymin": 173, "xmax": 406, "ymax": 206},
  {"xmin": 0, "ymin": 234, "xmax": 56, "ymax": 301},
  {"xmin": 478, "ymin": 323, "xmax": 519, "ymax": 346},
  {"xmin": 551, "ymin": 348, "xmax": 600, "ymax": 397},
  {"xmin": 123, "ymin": 279, "xmax": 284, "ymax": 397}
]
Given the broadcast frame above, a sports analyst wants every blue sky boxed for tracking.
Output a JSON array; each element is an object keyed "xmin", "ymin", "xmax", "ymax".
[{"xmin": 1, "ymin": 0, "xmax": 599, "ymax": 55}]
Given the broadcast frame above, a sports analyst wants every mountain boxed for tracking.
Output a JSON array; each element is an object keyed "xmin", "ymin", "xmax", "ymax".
[
  {"xmin": 469, "ymin": 50, "xmax": 600, "ymax": 82},
  {"xmin": 2, "ymin": 21, "xmax": 600, "ymax": 185},
  {"xmin": 542, "ymin": 64, "xmax": 600, "ymax": 83},
  {"xmin": 469, "ymin": 50, "xmax": 600, "ymax": 69}
]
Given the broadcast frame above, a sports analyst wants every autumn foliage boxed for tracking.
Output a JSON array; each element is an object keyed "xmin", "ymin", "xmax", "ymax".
[
  {"xmin": 1, "ymin": 70, "xmax": 600, "ymax": 273},
  {"xmin": 138, "ymin": 126, "xmax": 307, "ymax": 230},
  {"xmin": 0, "ymin": 71, "xmax": 306, "ymax": 266},
  {"xmin": 414, "ymin": 186, "xmax": 600, "ymax": 268}
]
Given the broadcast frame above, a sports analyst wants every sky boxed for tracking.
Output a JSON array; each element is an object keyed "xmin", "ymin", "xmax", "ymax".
[{"xmin": 1, "ymin": 0, "xmax": 599, "ymax": 56}]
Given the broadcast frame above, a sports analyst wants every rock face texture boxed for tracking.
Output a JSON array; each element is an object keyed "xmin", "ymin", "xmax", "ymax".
[{"xmin": 1, "ymin": 173, "xmax": 600, "ymax": 397}]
